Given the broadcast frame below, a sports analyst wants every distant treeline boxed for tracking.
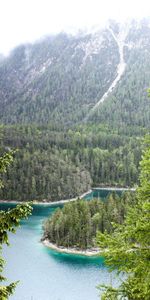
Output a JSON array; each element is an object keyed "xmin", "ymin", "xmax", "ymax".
[{"xmin": 0, "ymin": 125, "xmax": 141, "ymax": 201}]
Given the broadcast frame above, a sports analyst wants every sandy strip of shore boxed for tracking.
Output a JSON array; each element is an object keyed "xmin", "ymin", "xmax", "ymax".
[
  {"xmin": 0, "ymin": 198, "xmax": 80, "ymax": 206},
  {"xmin": 42, "ymin": 239, "xmax": 100, "ymax": 257},
  {"xmin": 0, "ymin": 190, "xmax": 92, "ymax": 206},
  {"xmin": 0, "ymin": 187, "xmax": 135, "ymax": 206}
]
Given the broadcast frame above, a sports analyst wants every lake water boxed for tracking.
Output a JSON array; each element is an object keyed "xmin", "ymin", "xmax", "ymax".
[{"xmin": 1, "ymin": 190, "xmax": 123, "ymax": 300}]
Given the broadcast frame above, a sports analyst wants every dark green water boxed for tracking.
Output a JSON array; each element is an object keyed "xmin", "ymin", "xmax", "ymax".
[
  {"xmin": 84, "ymin": 188, "xmax": 123, "ymax": 200},
  {"xmin": 1, "ymin": 191, "xmax": 122, "ymax": 300}
]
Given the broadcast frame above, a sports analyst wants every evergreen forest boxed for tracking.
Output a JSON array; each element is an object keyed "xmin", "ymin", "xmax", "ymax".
[
  {"xmin": 43, "ymin": 191, "xmax": 135, "ymax": 249},
  {"xmin": 0, "ymin": 19, "xmax": 150, "ymax": 202},
  {"xmin": 0, "ymin": 125, "xmax": 142, "ymax": 201}
]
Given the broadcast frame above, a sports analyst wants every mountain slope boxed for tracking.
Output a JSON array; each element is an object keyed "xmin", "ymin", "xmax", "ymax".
[
  {"xmin": 0, "ymin": 19, "xmax": 150, "ymax": 201},
  {"xmin": 0, "ymin": 19, "xmax": 150, "ymax": 129},
  {"xmin": 1, "ymin": 19, "xmax": 150, "ymax": 128},
  {"xmin": 88, "ymin": 19, "xmax": 150, "ymax": 132},
  {"xmin": 0, "ymin": 29, "xmax": 119, "ymax": 125}
]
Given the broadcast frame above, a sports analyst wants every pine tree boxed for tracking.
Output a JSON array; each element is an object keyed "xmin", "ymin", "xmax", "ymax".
[{"xmin": 97, "ymin": 135, "xmax": 150, "ymax": 299}]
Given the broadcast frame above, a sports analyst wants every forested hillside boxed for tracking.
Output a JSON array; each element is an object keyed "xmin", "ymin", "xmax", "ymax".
[
  {"xmin": 0, "ymin": 19, "xmax": 150, "ymax": 128},
  {"xmin": 0, "ymin": 28, "xmax": 118, "ymax": 125},
  {"xmin": 90, "ymin": 20, "xmax": 150, "ymax": 131},
  {"xmin": 0, "ymin": 125, "xmax": 141, "ymax": 201},
  {"xmin": 0, "ymin": 18, "xmax": 150, "ymax": 201}
]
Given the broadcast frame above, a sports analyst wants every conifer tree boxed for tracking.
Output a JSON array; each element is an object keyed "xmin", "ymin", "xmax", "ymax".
[{"xmin": 97, "ymin": 135, "xmax": 150, "ymax": 299}]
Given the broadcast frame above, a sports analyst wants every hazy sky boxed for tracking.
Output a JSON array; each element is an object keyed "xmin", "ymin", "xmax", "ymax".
[{"xmin": 0, "ymin": 0, "xmax": 150, "ymax": 54}]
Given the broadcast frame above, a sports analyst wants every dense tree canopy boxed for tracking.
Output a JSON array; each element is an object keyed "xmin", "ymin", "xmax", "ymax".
[
  {"xmin": 43, "ymin": 191, "xmax": 135, "ymax": 250},
  {"xmin": 0, "ymin": 125, "xmax": 141, "ymax": 201},
  {"xmin": 0, "ymin": 21, "xmax": 150, "ymax": 202}
]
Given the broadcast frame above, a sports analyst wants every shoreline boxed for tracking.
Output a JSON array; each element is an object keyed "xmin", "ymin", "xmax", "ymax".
[
  {"xmin": 42, "ymin": 239, "xmax": 101, "ymax": 257},
  {"xmin": 0, "ymin": 186, "xmax": 135, "ymax": 206},
  {"xmin": 0, "ymin": 198, "xmax": 78, "ymax": 206},
  {"xmin": 0, "ymin": 198, "xmax": 85, "ymax": 206},
  {"xmin": 92, "ymin": 187, "xmax": 136, "ymax": 191},
  {"xmin": 0, "ymin": 190, "xmax": 92, "ymax": 206}
]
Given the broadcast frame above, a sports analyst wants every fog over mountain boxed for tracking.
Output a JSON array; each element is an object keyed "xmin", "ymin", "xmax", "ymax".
[
  {"xmin": 0, "ymin": 18, "xmax": 150, "ymax": 128},
  {"xmin": 0, "ymin": 0, "xmax": 149, "ymax": 54}
]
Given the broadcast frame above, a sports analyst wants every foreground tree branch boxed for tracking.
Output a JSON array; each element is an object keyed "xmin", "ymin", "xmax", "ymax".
[{"xmin": 0, "ymin": 151, "xmax": 32, "ymax": 299}]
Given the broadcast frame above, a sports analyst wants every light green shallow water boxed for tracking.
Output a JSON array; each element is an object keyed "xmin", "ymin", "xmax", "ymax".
[{"xmin": 1, "ymin": 191, "xmax": 122, "ymax": 300}]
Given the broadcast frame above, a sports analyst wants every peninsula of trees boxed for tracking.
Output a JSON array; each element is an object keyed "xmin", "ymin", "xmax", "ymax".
[{"xmin": 43, "ymin": 191, "xmax": 135, "ymax": 250}]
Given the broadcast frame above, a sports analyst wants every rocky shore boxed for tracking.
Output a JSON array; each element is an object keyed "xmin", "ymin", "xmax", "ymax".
[{"xmin": 42, "ymin": 239, "xmax": 100, "ymax": 257}]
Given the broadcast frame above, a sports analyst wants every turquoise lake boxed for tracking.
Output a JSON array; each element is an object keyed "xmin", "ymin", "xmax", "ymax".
[{"xmin": 1, "ymin": 189, "xmax": 123, "ymax": 300}]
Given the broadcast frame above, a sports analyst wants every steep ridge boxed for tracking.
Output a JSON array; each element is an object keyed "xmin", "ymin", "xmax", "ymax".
[
  {"xmin": 89, "ymin": 18, "xmax": 150, "ymax": 130},
  {"xmin": 0, "ymin": 30, "xmax": 119, "ymax": 125},
  {"xmin": 85, "ymin": 24, "xmax": 128, "ymax": 120}
]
